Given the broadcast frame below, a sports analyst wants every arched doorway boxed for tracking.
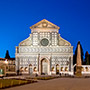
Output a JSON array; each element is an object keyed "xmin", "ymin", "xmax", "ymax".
[
  {"xmin": 41, "ymin": 58, "xmax": 48, "ymax": 75},
  {"xmin": 56, "ymin": 64, "xmax": 59, "ymax": 74}
]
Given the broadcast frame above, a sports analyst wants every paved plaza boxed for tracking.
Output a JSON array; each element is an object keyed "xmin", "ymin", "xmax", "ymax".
[{"xmin": 4, "ymin": 78, "xmax": 90, "ymax": 90}]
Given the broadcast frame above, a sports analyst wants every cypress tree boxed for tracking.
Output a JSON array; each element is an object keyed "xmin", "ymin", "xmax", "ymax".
[
  {"xmin": 5, "ymin": 50, "xmax": 10, "ymax": 59},
  {"xmin": 85, "ymin": 51, "xmax": 90, "ymax": 65}
]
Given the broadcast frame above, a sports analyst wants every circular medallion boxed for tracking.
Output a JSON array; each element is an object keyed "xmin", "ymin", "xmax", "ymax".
[
  {"xmin": 42, "ymin": 22, "xmax": 48, "ymax": 27},
  {"xmin": 40, "ymin": 38, "xmax": 49, "ymax": 46}
]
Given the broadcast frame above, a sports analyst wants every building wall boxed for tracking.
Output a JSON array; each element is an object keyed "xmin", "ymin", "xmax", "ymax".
[{"xmin": 0, "ymin": 58, "xmax": 16, "ymax": 76}]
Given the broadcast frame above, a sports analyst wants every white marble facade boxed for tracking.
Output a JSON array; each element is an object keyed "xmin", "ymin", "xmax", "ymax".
[{"xmin": 15, "ymin": 19, "xmax": 73, "ymax": 75}]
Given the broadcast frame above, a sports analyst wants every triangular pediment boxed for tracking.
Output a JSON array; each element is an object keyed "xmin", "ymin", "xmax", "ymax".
[{"xmin": 30, "ymin": 19, "xmax": 60, "ymax": 29}]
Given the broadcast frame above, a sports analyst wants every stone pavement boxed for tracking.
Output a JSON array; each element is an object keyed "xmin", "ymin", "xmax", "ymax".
[{"xmin": 3, "ymin": 78, "xmax": 90, "ymax": 90}]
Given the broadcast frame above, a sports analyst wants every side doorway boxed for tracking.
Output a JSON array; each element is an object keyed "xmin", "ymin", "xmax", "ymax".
[
  {"xmin": 29, "ymin": 64, "xmax": 33, "ymax": 75},
  {"xmin": 56, "ymin": 64, "xmax": 59, "ymax": 74}
]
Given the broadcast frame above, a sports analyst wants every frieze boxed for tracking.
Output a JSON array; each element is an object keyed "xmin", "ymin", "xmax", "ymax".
[{"xmin": 19, "ymin": 46, "xmax": 73, "ymax": 53}]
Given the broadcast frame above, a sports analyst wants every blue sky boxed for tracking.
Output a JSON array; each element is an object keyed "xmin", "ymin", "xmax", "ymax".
[{"xmin": 0, "ymin": 0, "xmax": 90, "ymax": 58}]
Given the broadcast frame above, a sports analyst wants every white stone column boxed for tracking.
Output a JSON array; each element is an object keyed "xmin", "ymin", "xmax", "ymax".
[
  {"xmin": 15, "ymin": 56, "xmax": 20, "ymax": 75},
  {"xmin": 71, "ymin": 56, "xmax": 73, "ymax": 72}
]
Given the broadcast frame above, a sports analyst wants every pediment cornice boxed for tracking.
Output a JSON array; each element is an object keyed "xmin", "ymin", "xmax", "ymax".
[{"xmin": 30, "ymin": 19, "xmax": 60, "ymax": 29}]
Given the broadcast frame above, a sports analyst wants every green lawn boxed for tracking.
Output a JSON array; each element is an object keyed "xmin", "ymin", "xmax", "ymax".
[{"xmin": 0, "ymin": 79, "xmax": 32, "ymax": 89}]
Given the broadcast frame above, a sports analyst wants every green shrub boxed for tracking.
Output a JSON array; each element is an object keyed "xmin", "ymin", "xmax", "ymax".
[
  {"xmin": 36, "ymin": 76, "xmax": 56, "ymax": 80},
  {"xmin": 0, "ymin": 79, "xmax": 35, "ymax": 89}
]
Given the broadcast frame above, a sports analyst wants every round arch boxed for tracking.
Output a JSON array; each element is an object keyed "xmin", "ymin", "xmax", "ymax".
[
  {"xmin": 56, "ymin": 64, "xmax": 59, "ymax": 74},
  {"xmin": 41, "ymin": 58, "xmax": 49, "ymax": 75}
]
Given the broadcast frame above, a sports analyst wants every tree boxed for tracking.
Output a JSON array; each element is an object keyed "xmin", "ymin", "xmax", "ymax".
[
  {"xmin": 5, "ymin": 50, "xmax": 10, "ymax": 59},
  {"xmin": 73, "ymin": 41, "xmax": 84, "ymax": 65},
  {"xmin": 85, "ymin": 51, "xmax": 90, "ymax": 65}
]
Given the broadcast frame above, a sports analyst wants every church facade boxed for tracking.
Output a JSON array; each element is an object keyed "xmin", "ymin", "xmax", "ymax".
[{"xmin": 15, "ymin": 19, "xmax": 73, "ymax": 75}]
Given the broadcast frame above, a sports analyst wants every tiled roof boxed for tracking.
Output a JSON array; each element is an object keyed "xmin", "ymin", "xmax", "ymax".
[
  {"xmin": 0, "ymin": 58, "xmax": 15, "ymax": 61},
  {"xmin": 0, "ymin": 58, "xmax": 5, "ymax": 60}
]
